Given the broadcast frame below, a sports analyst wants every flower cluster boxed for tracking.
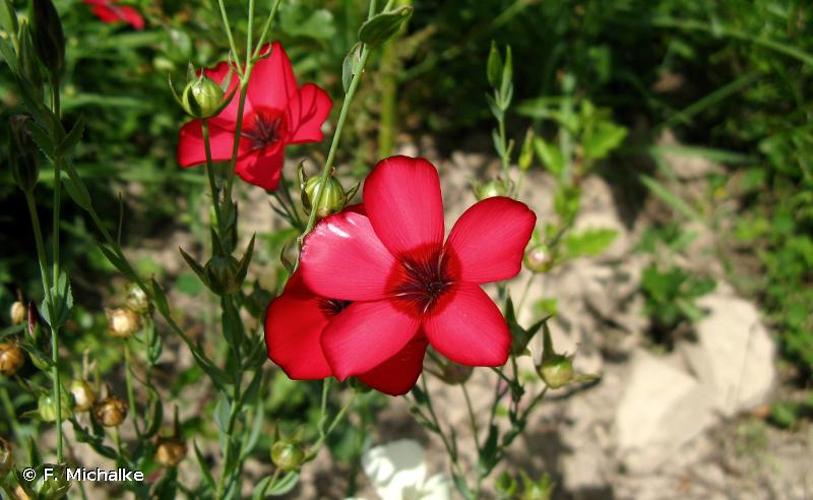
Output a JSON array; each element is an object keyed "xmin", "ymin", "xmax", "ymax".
[
  {"xmin": 265, "ymin": 156, "xmax": 536, "ymax": 395},
  {"xmin": 177, "ymin": 42, "xmax": 332, "ymax": 191}
]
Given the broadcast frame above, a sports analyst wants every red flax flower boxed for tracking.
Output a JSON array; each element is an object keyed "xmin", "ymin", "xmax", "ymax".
[
  {"xmin": 177, "ymin": 43, "xmax": 332, "ymax": 191},
  {"xmin": 296, "ymin": 156, "xmax": 536, "ymax": 383},
  {"xmin": 83, "ymin": 0, "xmax": 145, "ymax": 30}
]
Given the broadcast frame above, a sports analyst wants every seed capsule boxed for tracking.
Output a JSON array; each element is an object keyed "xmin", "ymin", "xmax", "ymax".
[
  {"xmin": 125, "ymin": 284, "xmax": 150, "ymax": 314},
  {"xmin": 0, "ymin": 436, "xmax": 12, "ymax": 479},
  {"xmin": 302, "ymin": 175, "xmax": 347, "ymax": 219},
  {"xmin": 474, "ymin": 179, "xmax": 509, "ymax": 200},
  {"xmin": 94, "ymin": 396, "xmax": 128, "ymax": 427},
  {"xmin": 524, "ymin": 244, "xmax": 555, "ymax": 273},
  {"xmin": 271, "ymin": 441, "xmax": 304, "ymax": 472},
  {"xmin": 155, "ymin": 437, "xmax": 187, "ymax": 468},
  {"xmin": 37, "ymin": 393, "xmax": 73, "ymax": 422},
  {"xmin": 107, "ymin": 308, "xmax": 141, "ymax": 338},
  {"xmin": 10, "ymin": 301, "xmax": 26, "ymax": 325},
  {"xmin": 181, "ymin": 75, "xmax": 226, "ymax": 119},
  {"xmin": 204, "ymin": 255, "xmax": 241, "ymax": 295},
  {"xmin": 0, "ymin": 342, "xmax": 25, "ymax": 376},
  {"xmin": 70, "ymin": 380, "xmax": 96, "ymax": 412}
]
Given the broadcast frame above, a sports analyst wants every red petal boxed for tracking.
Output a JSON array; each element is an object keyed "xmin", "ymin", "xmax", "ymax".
[
  {"xmin": 424, "ymin": 283, "xmax": 510, "ymax": 366},
  {"xmin": 286, "ymin": 83, "xmax": 332, "ymax": 144},
  {"xmin": 176, "ymin": 120, "xmax": 237, "ymax": 167},
  {"xmin": 363, "ymin": 156, "xmax": 445, "ymax": 257},
  {"xmin": 357, "ymin": 335, "xmax": 427, "ymax": 396},
  {"xmin": 234, "ymin": 148, "xmax": 284, "ymax": 191},
  {"xmin": 203, "ymin": 62, "xmax": 243, "ymax": 125},
  {"xmin": 264, "ymin": 272, "xmax": 332, "ymax": 379},
  {"xmin": 248, "ymin": 42, "xmax": 297, "ymax": 111},
  {"xmin": 300, "ymin": 211, "xmax": 396, "ymax": 301},
  {"xmin": 90, "ymin": 5, "xmax": 120, "ymax": 24},
  {"xmin": 445, "ymin": 197, "xmax": 536, "ymax": 283},
  {"xmin": 115, "ymin": 5, "xmax": 144, "ymax": 30},
  {"xmin": 321, "ymin": 300, "xmax": 420, "ymax": 380}
]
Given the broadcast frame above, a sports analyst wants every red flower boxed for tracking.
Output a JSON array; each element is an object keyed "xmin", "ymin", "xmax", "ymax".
[
  {"xmin": 298, "ymin": 156, "xmax": 536, "ymax": 381},
  {"xmin": 264, "ymin": 269, "xmax": 428, "ymax": 396},
  {"xmin": 84, "ymin": 0, "xmax": 145, "ymax": 30},
  {"xmin": 177, "ymin": 42, "xmax": 332, "ymax": 191}
]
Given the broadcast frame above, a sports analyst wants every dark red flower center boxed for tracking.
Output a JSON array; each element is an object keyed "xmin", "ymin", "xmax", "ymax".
[
  {"xmin": 391, "ymin": 247, "xmax": 454, "ymax": 315},
  {"xmin": 320, "ymin": 298, "xmax": 350, "ymax": 317},
  {"xmin": 243, "ymin": 107, "xmax": 287, "ymax": 151}
]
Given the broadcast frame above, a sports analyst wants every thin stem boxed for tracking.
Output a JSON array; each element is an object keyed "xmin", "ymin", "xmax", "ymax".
[
  {"xmin": 253, "ymin": 0, "xmax": 284, "ymax": 59},
  {"xmin": 223, "ymin": 81, "xmax": 249, "ymax": 208},
  {"xmin": 246, "ymin": 0, "xmax": 255, "ymax": 64},
  {"xmin": 50, "ymin": 76, "xmax": 64, "ymax": 465},
  {"xmin": 201, "ymin": 119, "xmax": 223, "ymax": 229},
  {"xmin": 306, "ymin": 393, "xmax": 355, "ymax": 461},
  {"xmin": 318, "ymin": 378, "xmax": 332, "ymax": 440},
  {"xmin": 461, "ymin": 383, "xmax": 479, "ymax": 446},
  {"xmin": 216, "ymin": 0, "xmax": 243, "ymax": 75},
  {"xmin": 124, "ymin": 341, "xmax": 140, "ymax": 437},
  {"xmin": 516, "ymin": 272, "xmax": 536, "ymax": 312}
]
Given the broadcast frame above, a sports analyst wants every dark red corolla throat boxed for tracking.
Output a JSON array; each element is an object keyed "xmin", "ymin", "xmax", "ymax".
[{"xmin": 391, "ymin": 247, "xmax": 456, "ymax": 315}]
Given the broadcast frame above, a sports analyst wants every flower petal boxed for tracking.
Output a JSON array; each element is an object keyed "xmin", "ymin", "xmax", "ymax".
[
  {"xmin": 445, "ymin": 197, "xmax": 536, "ymax": 283},
  {"xmin": 300, "ymin": 211, "xmax": 396, "ymax": 301},
  {"xmin": 248, "ymin": 42, "xmax": 298, "ymax": 111},
  {"xmin": 264, "ymin": 272, "xmax": 332, "ymax": 379},
  {"xmin": 113, "ymin": 5, "xmax": 144, "ymax": 29},
  {"xmin": 177, "ymin": 120, "xmax": 238, "ymax": 167},
  {"xmin": 286, "ymin": 83, "xmax": 332, "ymax": 144},
  {"xmin": 363, "ymin": 156, "xmax": 445, "ymax": 257},
  {"xmin": 234, "ymin": 148, "xmax": 284, "ymax": 191},
  {"xmin": 321, "ymin": 300, "xmax": 420, "ymax": 380},
  {"xmin": 424, "ymin": 283, "xmax": 509, "ymax": 366},
  {"xmin": 357, "ymin": 335, "xmax": 427, "ymax": 396}
]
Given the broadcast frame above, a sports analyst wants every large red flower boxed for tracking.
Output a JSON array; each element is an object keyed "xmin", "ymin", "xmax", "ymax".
[
  {"xmin": 264, "ymin": 269, "xmax": 428, "ymax": 396},
  {"xmin": 84, "ymin": 0, "xmax": 145, "ymax": 30},
  {"xmin": 177, "ymin": 42, "xmax": 332, "ymax": 191},
  {"xmin": 299, "ymin": 156, "xmax": 536, "ymax": 381}
]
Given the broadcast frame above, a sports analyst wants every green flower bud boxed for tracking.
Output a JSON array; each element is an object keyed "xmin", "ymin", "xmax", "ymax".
[
  {"xmin": 182, "ymin": 75, "xmax": 226, "ymax": 118},
  {"xmin": 34, "ymin": 463, "xmax": 70, "ymax": 500},
  {"xmin": 439, "ymin": 360, "xmax": 473, "ymax": 385},
  {"xmin": 0, "ymin": 436, "xmax": 12, "ymax": 479},
  {"xmin": 18, "ymin": 20, "xmax": 44, "ymax": 89},
  {"xmin": 271, "ymin": 441, "xmax": 304, "ymax": 472},
  {"xmin": 536, "ymin": 325, "xmax": 574, "ymax": 389},
  {"xmin": 204, "ymin": 255, "xmax": 241, "ymax": 295},
  {"xmin": 487, "ymin": 41, "xmax": 503, "ymax": 88},
  {"xmin": 37, "ymin": 393, "xmax": 73, "ymax": 422},
  {"xmin": 474, "ymin": 179, "xmax": 509, "ymax": 200},
  {"xmin": 0, "ymin": 342, "xmax": 25, "ymax": 376},
  {"xmin": 70, "ymin": 380, "xmax": 96, "ymax": 412},
  {"xmin": 9, "ymin": 114, "xmax": 40, "ymax": 193},
  {"xmin": 302, "ymin": 175, "xmax": 347, "ymax": 218},
  {"xmin": 31, "ymin": 0, "xmax": 65, "ymax": 77},
  {"xmin": 93, "ymin": 396, "xmax": 127, "ymax": 427},
  {"xmin": 524, "ymin": 244, "xmax": 554, "ymax": 274}
]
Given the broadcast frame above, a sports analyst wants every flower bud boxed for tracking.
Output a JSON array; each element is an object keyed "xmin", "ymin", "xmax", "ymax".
[
  {"xmin": 70, "ymin": 380, "xmax": 96, "ymax": 412},
  {"xmin": 474, "ymin": 179, "xmax": 508, "ymax": 200},
  {"xmin": 302, "ymin": 175, "xmax": 347, "ymax": 218},
  {"xmin": 0, "ymin": 342, "xmax": 25, "ymax": 376},
  {"xmin": 106, "ymin": 308, "xmax": 141, "ymax": 339},
  {"xmin": 37, "ymin": 393, "xmax": 73, "ymax": 422},
  {"xmin": 27, "ymin": 302, "xmax": 39, "ymax": 339},
  {"xmin": 438, "ymin": 361, "xmax": 473, "ymax": 385},
  {"xmin": 10, "ymin": 300, "xmax": 26, "ymax": 325},
  {"xmin": 31, "ymin": 0, "xmax": 65, "ymax": 77},
  {"xmin": 182, "ymin": 75, "xmax": 226, "ymax": 118},
  {"xmin": 125, "ymin": 284, "xmax": 150, "ymax": 314},
  {"xmin": 0, "ymin": 436, "xmax": 12, "ymax": 479},
  {"xmin": 155, "ymin": 437, "xmax": 187, "ymax": 468},
  {"xmin": 536, "ymin": 325, "xmax": 574, "ymax": 389},
  {"xmin": 18, "ymin": 21, "xmax": 44, "ymax": 89},
  {"xmin": 204, "ymin": 255, "xmax": 241, "ymax": 295},
  {"xmin": 524, "ymin": 244, "xmax": 555, "ymax": 274},
  {"xmin": 271, "ymin": 441, "xmax": 304, "ymax": 472},
  {"xmin": 34, "ymin": 463, "xmax": 70, "ymax": 500},
  {"xmin": 9, "ymin": 114, "xmax": 40, "ymax": 193},
  {"xmin": 93, "ymin": 396, "xmax": 128, "ymax": 427}
]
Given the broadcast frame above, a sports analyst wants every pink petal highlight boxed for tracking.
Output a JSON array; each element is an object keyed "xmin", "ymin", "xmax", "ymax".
[
  {"xmin": 445, "ymin": 197, "xmax": 536, "ymax": 283},
  {"xmin": 424, "ymin": 283, "xmax": 510, "ymax": 366}
]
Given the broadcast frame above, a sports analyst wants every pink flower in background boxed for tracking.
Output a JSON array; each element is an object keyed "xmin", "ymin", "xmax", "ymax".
[
  {"xmin": 177, "ymin": 42, "xmax": 332, "ymax": 191},
  {"xmin": 298, "ymin": 156, "xmax": 536, "ymax": 381},
  {"xmin": 84, "ymin": 0, "xmax": 145, "ymax": 30}
]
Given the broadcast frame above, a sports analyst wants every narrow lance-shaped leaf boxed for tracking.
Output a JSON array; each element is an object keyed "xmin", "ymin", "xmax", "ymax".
[{"xmin": 358, "ymin": 6, "xmax": 413, "ymax": 48}]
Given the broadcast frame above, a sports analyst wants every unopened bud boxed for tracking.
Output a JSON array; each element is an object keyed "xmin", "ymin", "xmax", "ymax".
[
  {"xmin": 107, "ymin": 308, "xmax": 140, "ymax": 338},
  {"xmin": 18, "ymin": 21, "xmax": 44, "ymax": 89},
  {"xmin": 70, "ymin": 380, "xmax": 96, "ymax": 412},
  {"xmin": 125, "ymin": 284, "xmax": 150, "ymax": 314},
  {"xmin": 0, "ymin": 436, "xmax": 12, "ymax": 479},
  {"xmin": 182, "ymin": 75, "xmax": 225, "ymax": 118},
  {"xmin": 271, "ymin": 441, "xmax": 304, "ymax": 472},
  {"xmin": 9, "ymin": 115, "xmax": 40, "ymax": 193},
  {"xmin": 302, "ymin": 175, "xmax": 347, "ymax": 218},
  {"xmin": 204, "ymin": 255, "xmax": 241, "ymax": 295},
  {"xmin": 0, "ymin": 342, "xmax": 25, "ymax": 376},
  {"xmin": 536, "ymin": 325, "xmax": 574, "ymax": 389},
  {"xmin": 34, "ymin": 463, "xmax": 70, "ymax": 499},
  {"xmin": 31, "ymin": 0, "xmax": 65, "ymax": 77},
  {"xmin": 37, "ymin": 392, "xmax": 73, "ymax": 422},
  {"xmin": 27, "ymin": 302, "xmax": 39, "ymax": 338},
  {"xmin": 93, "ymin": 396, "xmax": 128, "ymax": 427},
  {"xmin": 439, "ymin": 361, "xmax": 473, "ymax": 385},
  {"xmin": 10, "ymin": 301, "xmax": 25, "ymax": 325},
  {"xmin": 524, "ymin": 244, "xmax": 554, "ymax": 273},
  {"xmin": 474, "ymin": 179, "xmax": 508, "ymax": 200},
  {"xmin": 155, "ymin": 437, "xmax": 187, "ymax": 468}
]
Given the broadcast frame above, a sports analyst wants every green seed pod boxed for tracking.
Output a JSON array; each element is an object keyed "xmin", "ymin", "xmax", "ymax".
[
  {"xmin": 31, "ymin": 0, "xmax": 65, "ymax": 77},
  {"xmin": 8, "ymin": 114, "xmax": 40, "ymax": 193},
  {"xmin": 37, "ymin": 393, "xmax": 73, "ymax": 422},
  {"xmin": 271, "ymin": 441, "xmax": 304, "ymax": 472},
  {"xmin": 302, "ymin": 175, "xmax": 347, "ymax": 219},
  {"xmin": 204, "ymin": 255, "xmax": 241, "ymax": 295},
  {"xmin": 34, "ymin": 463, "xmax": 70, "ymax": 500},
  {"xmin": 524, "ymin": 244, "xmax": 555, "ymax": 274},
  {"xmin": 438, "ymin": 360, "xmax": 473, "ymax": 385},
  {"xmin": 181, "ymin": 75, "xmax": 225, "ymax": 118},
  {"xmin": 0, "ymin": 436, "xmax": 12, "ymax": 479},
  {"xmin": 474, "ymin": 179, "xmax": 508, "ymax": 201},
  {"xmin": 536, "ymin": 325, "xmax": 574, "ymax": 389}
]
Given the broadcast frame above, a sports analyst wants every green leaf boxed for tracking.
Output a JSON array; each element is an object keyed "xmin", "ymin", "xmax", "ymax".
[
  {"xmin": 0, "ymin": 0, "xmax": 17, "ymax": 38},
  {"xmin": 280, "ymin": 6, "xmax": 336, "ymax": 40},
  {"xmin": 583, "ymin": 121, "xmax": 627, "ymax": 160},
  {"xmin": 266, "ymin": 471, "xmax": 299, "ymax": 496},
  {"xmin": 640, "ymin": 175, "xmax": 702, "ymax": 221},
  {"xmin": 563, "ymin": 228, "xmax": 618, "ymax": 258},
  {"xmin": 194, "ymin": 441, "xmax": 216, "ymax": 492},
  {"xmin": 487, "ymin": 41, "xmax": 502, "ymax": 88},
  {"xmin": 341, "ymin": 43, "xmax": 361, "ymax": 93},
  {"xmin": 59, "ymin": 117, "xmax": 85, "ymax": 156},
  {"xmin": 358, "ymin": 6, "xmax": 412, "ymax": 48},
  {"xmin": 533, "ymin": 137, "xmax": 565, "ymax": 178}
]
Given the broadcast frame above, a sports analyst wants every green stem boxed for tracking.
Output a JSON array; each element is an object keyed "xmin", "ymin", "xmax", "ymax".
[
  {"xmin": 516, "ymin": 271, "xmax": 536, "ymax": 312},
  {"xmin": 223, "ymin": 79, "xmax": 249, "ymax": 210},
  {"xmin": 50, "ymin": 76, "xmax": 64, "ymax": 465},
  {"xmin": 124, "ymin": 341, "xmax": 140, "ymax": 437},
  {"xmin": 305, "ymin": 393, "xmax": 355, "ymax": 461},
  {"xmin": 216, "ymin": 0, "xmax": 243, "ymax": 75},
  {"xmin": 253, "ymin": 0, "xmax": 284, "ymax": 59},
  {"xmin": 201, "ymin": 119, "xmax": 223, "ymax": 230},
  {"xmin": 461, "ymin": 382, "xmax": 479, "ymax": 446}
]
